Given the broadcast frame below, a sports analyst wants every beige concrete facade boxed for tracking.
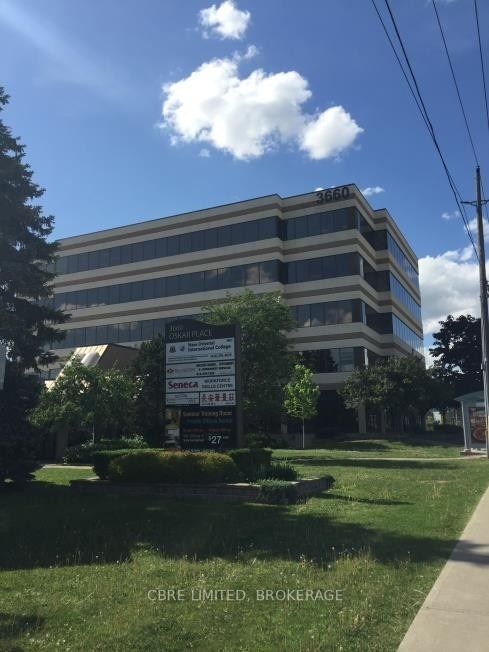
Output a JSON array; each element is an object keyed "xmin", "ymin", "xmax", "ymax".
[{"xmin": 47, "ymin": 184, "xmax": 423, "ymax": 414}]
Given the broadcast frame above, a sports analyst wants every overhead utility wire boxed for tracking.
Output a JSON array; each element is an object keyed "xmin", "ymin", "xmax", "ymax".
[
  {"xmin": 432, "ymin": 0, "xmax": 479, "ymax": 165},
  {"xmin": 371, "ymin": 0, "xmax": 479, "ymax": 261}
]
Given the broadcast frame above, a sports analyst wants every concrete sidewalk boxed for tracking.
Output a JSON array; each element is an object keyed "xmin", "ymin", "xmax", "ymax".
[{"xmin": 399, "ymin": 485, "xmax": 489, "ymax": 651}]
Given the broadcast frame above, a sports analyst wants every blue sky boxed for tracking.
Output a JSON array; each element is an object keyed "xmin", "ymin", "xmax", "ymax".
[{"xmin": 1, "ymin": 0, "xmax": 489, "ymax": 345}]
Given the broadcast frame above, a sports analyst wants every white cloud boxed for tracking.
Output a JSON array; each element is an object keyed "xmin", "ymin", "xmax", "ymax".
[
  {"xmin": 161, "ymin": 57, "xmax": 363, "ymax": 160},
  {"xmin": 199, "ymin": 1, "xmax": 250, "ymax": 40},
  {"xmin": 441, "ymin": 209, "xmax": 460, "ymax": 220},
  {"xmin": 315, "ymin": 187, "xmax": 324, "ymax": 191},
  {"xmin": 419, "ymin": 248, "xmax": 481, "ymax": 336},
  {"xmin": 361, "ymin": 186, "xmax": 385, "ymax": 197},
  {"xmin": 243, "ymin": 44, "xmax": 259, "ymax": 59},
  {"xmin": 199, "ymin": 148, "xmax": 211, "ymax": 157},
  {"xmin": 300, "ymin": 107, "xmax": 363, "ymax": 160},
  {"xmin": 468, "ymin": 216, "xmax": 489, "ymax": 241}
]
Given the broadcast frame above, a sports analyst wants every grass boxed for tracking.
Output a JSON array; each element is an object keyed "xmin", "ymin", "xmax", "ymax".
[
  {"xmin": 275, "ymin": 434, "xmax": 463, "ymax": 459},
  {"xmin": 0, "ymin": 448, "xmax": 487, "ymax": 651}
]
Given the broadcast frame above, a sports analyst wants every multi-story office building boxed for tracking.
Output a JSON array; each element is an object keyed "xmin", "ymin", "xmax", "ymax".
[{"xmin": 46, "ymin": 184, "xmax": 423, "ymax": 434}]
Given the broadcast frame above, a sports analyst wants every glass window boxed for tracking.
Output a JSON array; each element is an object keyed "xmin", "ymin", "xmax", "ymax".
[
  {"xmin": 259, "ymin": 217, "xmax": 278, "ymax": 239},
  {"xmin": 320, "ymin": 212, "xmax": 335, "ymax": 234},
  {"xmin": 153, "ymin": 319, "xmax": 166, "ymax": 336},
  {"xmin": 108, "ymin": 284, "xmax": 120, "ymax": 304},
  {"xmin": 132, "ymin": 281, "xmax": 143, "ymax": 301},
  {"xmin": 294, "ymin": 216, "xmax": 308, "ymax": 239},
  {"xmin": 296, "ymin": 304, "xmax": 310, "ymax": 328},
  {"xmin": 99, "ymin": 249, "xmax": 110, "ymax": 267},
  {"xmin": 98, "ymin": 286, "xmax": 109, "ymax": 306},
  {"xmin": 119, "ymin": 283, "xmax": 132, "ymax": 303},
  {"xmin": 155, "ymin": 238, "xmax": 167, "ymax": 258},
  {"xmin": 229, "ymin": 265, "xmax": 244, "ymax": 287},
  {"xmin": 78, "ymin": 252, "xmax": 89, "ymax": 272},
  {"xmin": 285, "ymin": 218, "xmax": 295, "ymax": 240},
  {"xmin": 192, "ymin": 230, "xmax": 205, "ymax": 251},
  {"xmin": 308, "ymin": 258, "xmax": 323, "ymax": 281},
  {"xmin": 67, "ymin": 257, "xmax": 78, "ymax": 274},
  {"xmin": 85, "ymin": 326, "xmax": 97, "ymax": 345},
  {"xmin": 88, "ymin": 250, "xmax": 100, "ymax": 269},
  {"xmin": 179, "ymin": 233, "xmax": 193, "ymax": 254},
  {"xmin": 204, "ymin": 268, "xmax": 219, "ymax": 291},
  {"xmin": 143, "ymin": 240, "xmax": 155, "ymax": 260},
  {"xmin": 260, "ymin": 260, "xmax": 279, "ymax": 283},
  {"xmin": 86, "ymin": 287, "xmax": 99, "ymax": 307},
  {"xmin": 142, "ymin": 279, "xmax": 155, "ymax": 300},
  {"xmin": 218, "ymin": 267, "xmax": 231, "ymax": 289},
  {"xmin": 129, "ymin": 321, "xmax": 141, "ymax": 342},
  {"xmin": 337, "ymin": 300, "xmax": 353, "ymax": 323},
  {"xmin": 339, "ymin": 348, "xmax": 355, "ymax": 372},
  {"xmin": 167, "ymin": 235, "xmax": 179, "ymax": 256},
  {"xmin": 244, "ymin": 263, "xmax": 260, "ymax": 286},
  {"xmin": 204, "ymin": 228, "xmax": 218, "ymax": 250},
  {"xmin": 118, "ymin": 322, "xmax": 131, "ymax": 343},
  {"xmin": 56, "ymin": 257, "xmax": 68, "ymax": 275},
  {"xmin": 73, "ymin": 328, "xmax": 86, "ymax": 347},
  {"xmin": 307, "ymin": 213, "xmax": 321, "ymax": 236},
  {"xmin": 166, "ymin": 275, "xmax": 180, "ymax": 296},
  {"xmin": 141, "ymin": 320, "xmax": 154, "ymax": 340},
  {"xmin": 109, "ymin": 247, "xmax": 121, "ymax": 267},
  {"xmin": 154, "ymin": 277, "xmax": 166, "ymax": 298},
  {"xmin": 120, "ymin": 244, "xmax": 132, "ymax": 265},
  {"xmin": 95, "ymin": 324, "xmax": 108, "ymax": 343}
]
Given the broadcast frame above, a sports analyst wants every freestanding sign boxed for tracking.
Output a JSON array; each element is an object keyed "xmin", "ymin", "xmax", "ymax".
[{"xmin": 164, "ymin": 318, "xmax": 242, "ymax": 450}]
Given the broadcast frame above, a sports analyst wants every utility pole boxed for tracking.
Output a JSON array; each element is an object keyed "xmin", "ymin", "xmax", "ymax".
[{"xmin": 468, "ymin": 166, "xmax": 489, "ymax": 458}]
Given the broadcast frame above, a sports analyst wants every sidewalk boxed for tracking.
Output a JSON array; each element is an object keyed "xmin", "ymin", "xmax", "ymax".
[{"xmin": 399, "ymin": 485, "xmax": 489, "ymax": 651}]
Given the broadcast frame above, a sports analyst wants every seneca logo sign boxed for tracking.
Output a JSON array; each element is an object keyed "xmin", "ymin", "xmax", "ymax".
[{"xmin": 167, "ymin": 380, "xmax": 199, "ymax": 391}]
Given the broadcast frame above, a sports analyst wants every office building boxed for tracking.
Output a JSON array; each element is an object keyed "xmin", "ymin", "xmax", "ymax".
[{"xmin": 46, "ymin": 184, "xmax": 423, "ymax": 434}]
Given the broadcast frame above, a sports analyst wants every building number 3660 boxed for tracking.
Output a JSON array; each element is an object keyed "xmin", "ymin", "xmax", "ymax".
[{"xmin": 316, "ymin": 186, "xmax": 351, "ymax": 204}]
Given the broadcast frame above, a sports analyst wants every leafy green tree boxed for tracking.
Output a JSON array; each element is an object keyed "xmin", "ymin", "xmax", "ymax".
[
  {"xmin": 31, "ymin": 358, "xmax": 136, "ymax": 443},
  {"xmin": 429, "ymin": 314, "xmax": 482, "ymax": 397},
  {"xmin": 341, "ymin": 355, "xmax": 440, "ymax": 433},
  {"xmin": 201, "ymin": 290, "xmax": 296, "ymax": 432},
  {"xmin": 0, "ymin": 87, "xmax": 66, "ymax": 369},
  {"xmin": 132, "ymin": 334, "xmax": 166, "ymax": 446},
  {"xmin": 284, "ymin": 364, "xmax": 320, "ymax": 449}
]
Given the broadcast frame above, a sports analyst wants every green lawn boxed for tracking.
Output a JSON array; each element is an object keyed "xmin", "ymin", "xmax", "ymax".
[
  {"xmin": 1, "ymin": 450, "xmax": 488, "ymax": 651},
  {"xmin": 276, "ymin": 435, "xmax": 463, "ymax": 459}
]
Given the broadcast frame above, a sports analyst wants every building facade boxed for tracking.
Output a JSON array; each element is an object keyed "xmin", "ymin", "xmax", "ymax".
[{"xmin": 46, "ymin": 184, "xmax": 423, "ymax": 434}]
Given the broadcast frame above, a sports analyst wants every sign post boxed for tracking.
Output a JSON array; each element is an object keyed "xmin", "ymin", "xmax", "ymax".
[{"xmin": 164, "ymin": 318, "xmax": 242, "ymax": 450}]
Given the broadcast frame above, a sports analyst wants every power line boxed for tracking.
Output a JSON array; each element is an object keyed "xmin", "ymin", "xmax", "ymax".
[
  {"xmin": 371, "ymin": 0, "xmax": 479, "ymax": 261},
  {"xmin": 474, "ymin": 0, "xmax": 489, "ymax": 139},
  {"xmin": 432, "ymin": 0, "xmax": 479, "ymax": 165}
]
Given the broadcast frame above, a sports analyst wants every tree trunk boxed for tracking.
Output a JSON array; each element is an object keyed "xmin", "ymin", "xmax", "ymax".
[{"xmin": 302, "ymin": 418, "xmax": 305, "ymax": 450}]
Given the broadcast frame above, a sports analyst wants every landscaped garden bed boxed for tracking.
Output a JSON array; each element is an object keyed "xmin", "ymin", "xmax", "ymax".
[
  {"xmin": 70, "ymin": 475, "xmax": 334, "ymax": 502},
  {"xmin": 70, "ymin": 447, "xmax": 334, "ymax": 503}
]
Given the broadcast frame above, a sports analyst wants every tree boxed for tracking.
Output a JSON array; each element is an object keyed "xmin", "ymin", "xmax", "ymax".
[
  {"xmin": 31, "ymin": 358, "xmax": 136, "ymax": 444},
  {"xmin": 0, "ymin": 361, "xmax": 41, "ymax": 484},
  {"xmin": 132, "ymin": 334, "xmax": 166, "ymax": 446},
  {"xmin": 284, "ymin": 364, "xmax": 320, "ymax": 449},
  {"xmin": 429, "ymin": 314, "xmax": 482, "ymax": 397},
  {"xmin": 0, "ymin": 87, "xmax": 66, "ymax": 369},
  {"xmin": 0, "ymin": 87, "xmax": 66, "ymax": 483},
  {"xmin": 341, "ymin": 355, "xmax": 439, "ymax": 433},
  {"xmin": 201, "ymin": 290, "xmax": 296, "ymax": 432}
]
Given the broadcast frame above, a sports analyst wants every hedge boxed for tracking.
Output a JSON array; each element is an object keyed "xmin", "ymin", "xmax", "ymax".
[
  {"xmin": 64, "ymin": 436, "xmax": 148, "ymax": 464},
  {"xmin": 228, "ymin": 448, "xmax": 272, "ymax": 481},
  {"xmin": 258, "ymin": 480, "xmax": 299, "ymax": 505},
  {"xmin": 106, "ymin": 450, "xmax": 241, "ymax": 484},
  {"xmin": 92, "ymin": 449, "xmax": 160, "ymax": 480}
]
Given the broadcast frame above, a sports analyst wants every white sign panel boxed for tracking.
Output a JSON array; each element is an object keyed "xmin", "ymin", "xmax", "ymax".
[
  {"xmin": 166, "ymin": 376, "xmax": 235, "ymax": 394},
  {"xmin": 166, "ymin": 392, "xmax": 200, "ymax": 406},
  {"xmin": 166, "ymin": 338, "xmax": 235, "ymax": 364},
  {"xmin": 200, "ymin": 391, "xmax": 236, "ymax": 406},
  {"xmin": 165, "ymin": 360, "xmax": 235, "ymax": 379}
]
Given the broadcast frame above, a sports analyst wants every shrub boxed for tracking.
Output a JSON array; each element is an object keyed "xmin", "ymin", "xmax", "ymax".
[
  {"xmin": 245, "ymin": 433, "xmax": 271, "ymax": 448},
  {"xmin": 92, "ymin": 450, "xmax": 141, "ymax": 480},
  {"xmin": 258, "ymin": 480, "xmax": 298, "ymax": 505},
  {"xmin": 228, "ymin": 448, "xmax": 272, "ymax": 481},
  {"xmin": 264, "ymin": 461, "xmax": 298, "ymax": 481},
  {"xmin": 64, "ymin": 435, "xmax": 148, "ymax": 464},
  {"xmin": 432, "ymin": 423, "xmax": 463, "ymax": 435},
  {"xmin": 106, "ymin": 450, "xmax": 240, "ymax": 484}
]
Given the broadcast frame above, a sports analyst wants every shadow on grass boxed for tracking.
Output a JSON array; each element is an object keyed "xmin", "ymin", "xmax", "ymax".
[
  {"xmin": 0, "ymin": 612, "xmax": 45, "ymax": 640},
  {"xmin": 0, "ymin": 479, "xmax": 469, "ymax": 572}
]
